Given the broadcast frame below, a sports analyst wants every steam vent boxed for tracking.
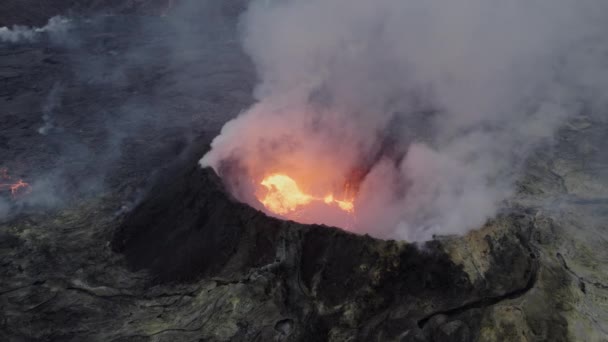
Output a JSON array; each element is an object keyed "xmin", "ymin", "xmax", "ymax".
[{"xmin": 2, "ymin": 1, "xmax": 608, "ymax": 342}]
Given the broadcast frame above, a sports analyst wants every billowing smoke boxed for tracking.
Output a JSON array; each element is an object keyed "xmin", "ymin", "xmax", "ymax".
[
  {"xmin": 0, "ymin": 16, "xmax": 72, "ymax": 43},
  {"xmin": 201, "ymin": 0, "xmax": 608, "ymax": 240}
]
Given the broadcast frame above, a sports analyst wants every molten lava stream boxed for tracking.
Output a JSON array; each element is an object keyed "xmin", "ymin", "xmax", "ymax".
[
  {"xmin": 257, "ymin": 173, "xmax": 355, "ymax": 228},
  {"xmin": 0, "ymin": 168, "xmax": 32, "ymax": 199}
]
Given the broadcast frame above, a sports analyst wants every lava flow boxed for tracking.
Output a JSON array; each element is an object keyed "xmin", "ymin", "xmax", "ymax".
[
  {"xmin": 0, "ymin": 168, "xmax": 32, "ymax": 199},
  {"xmin": 258, "ymin": 173, "xmax": 355, "ymax": 219}
]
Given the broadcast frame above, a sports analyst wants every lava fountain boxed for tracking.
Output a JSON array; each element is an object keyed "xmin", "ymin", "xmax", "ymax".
[
  {"xmin": 258, "ymin": 173, "xmax": 354, "ymax": 220},
  {"xmin": 251, "ymin": 170, "xmax": 357, "ymax": 228}
]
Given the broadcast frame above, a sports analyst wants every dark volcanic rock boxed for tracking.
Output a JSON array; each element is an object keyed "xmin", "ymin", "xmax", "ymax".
[{"xmin": 113, "ymin": 146, "xmax": 281, "ymax": 281}]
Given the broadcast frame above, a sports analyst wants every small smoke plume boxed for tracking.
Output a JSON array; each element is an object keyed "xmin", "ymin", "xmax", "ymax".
[
  {"xmin": 0, "ymin": 16, "xmax": 72, "ymax": 43},
  {"xmin": 201, "ymin": 0, "xmax": 608, "ymax": 240},
  {"xmin": 38, "ymin": 83, "xmax": 64, "ymax": 135}
]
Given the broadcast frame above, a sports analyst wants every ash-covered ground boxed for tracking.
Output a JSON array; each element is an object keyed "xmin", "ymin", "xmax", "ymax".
[{"xmin": 1, "ymin": 1, "xmax": 608, "ymax": 342}]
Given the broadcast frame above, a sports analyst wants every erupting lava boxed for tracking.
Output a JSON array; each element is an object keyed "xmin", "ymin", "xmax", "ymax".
[
  {"xmin": 0, "ymin": 168, "xmax": 32, "ymax": 199},
  {"xmin": 258, "ymin": 173, "xmax": 355, "ymax": 217}
]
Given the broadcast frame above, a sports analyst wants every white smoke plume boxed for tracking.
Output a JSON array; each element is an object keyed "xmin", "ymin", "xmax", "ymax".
[
  {"xmin": 201, "ymin": 0, "xmax": 608, "ymax": 241},
  {"xmin": 38, "ymin": 83, "xmax": 64, "ymax": 135},
  {"xmin": 0, "ymin": 16, "xmax": 72, "ymax": 43}
]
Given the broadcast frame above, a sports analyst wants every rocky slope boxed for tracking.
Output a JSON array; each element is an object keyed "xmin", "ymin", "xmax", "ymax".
[{"xmin": 0, "ymin": 5, "xmax": 607, "ymax": 342}]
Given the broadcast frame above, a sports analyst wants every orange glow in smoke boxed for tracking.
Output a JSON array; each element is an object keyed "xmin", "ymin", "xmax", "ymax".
[
  {"xmin": 258, "ymin": 173, "xmax": 355, "ymax": 216},
  {"xmin": 0, "ymin": 168, "xmax": 32, "ymax": 199}
]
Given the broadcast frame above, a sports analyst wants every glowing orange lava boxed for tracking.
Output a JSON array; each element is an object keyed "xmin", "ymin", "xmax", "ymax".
[
  {"xmin": 0, "ymin": 168, "xmax": 32, "ymax": 199},
  {"xmin": 259, "ymin": 173, "xmax": 354, "ymax": 216}
]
